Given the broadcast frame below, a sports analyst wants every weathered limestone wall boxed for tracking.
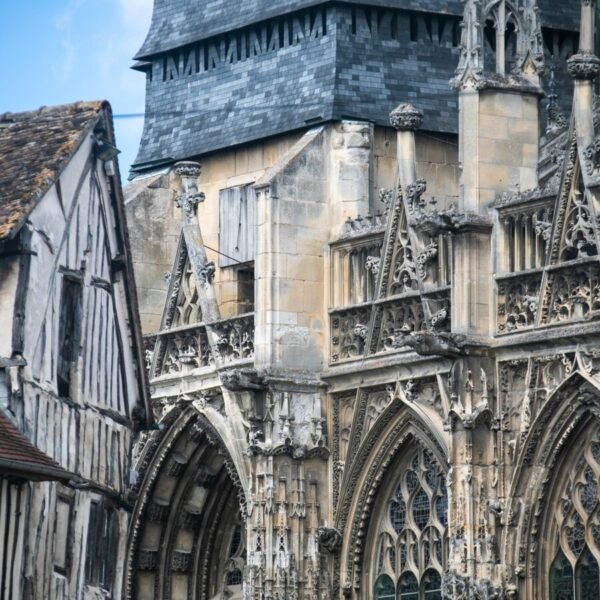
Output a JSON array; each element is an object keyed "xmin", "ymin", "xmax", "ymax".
[
  {"xmin": 126, "ymin": 132, "xmax": 303, "ymax": 332},
  {"xmin": 254, "ymin": 128, "xmax": 329, "ymax": 372},
  {"xmin": 373, "ymin": 127, "xmax": 459, "ymax": 210},
  {"xmin": 127, "ymin": 122, "xmax": 460, "ymax": 334},
  {"xmin": 460, "ymin": 90, "xmax": 539, "ymax": 210}
]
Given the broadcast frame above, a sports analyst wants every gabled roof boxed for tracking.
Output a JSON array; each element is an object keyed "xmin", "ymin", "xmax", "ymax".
[
  {"xmin": 0, "ymin": 101, "xmax": 104, "ymax": 241},
  {"xmin": 0, "ymin": 411, "xmax": 72, "ymax": 481}
]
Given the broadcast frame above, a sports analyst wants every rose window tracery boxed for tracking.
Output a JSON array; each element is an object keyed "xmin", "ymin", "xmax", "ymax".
[
  {"xmin": 373, "ymin": 447, "xmax": 447, "ymax": 600},
  {"xmin": 548, "ymin": 437, "xmax": 600, "ymax": 599}
]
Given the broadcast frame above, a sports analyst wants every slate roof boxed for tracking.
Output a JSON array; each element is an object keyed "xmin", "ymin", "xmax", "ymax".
[
  {"xmin": 136, "ymin": 0, "xmax": 579, "ymax": 59},
  {"xmin": 0, "ymin": 411, "xmax": 72, "ymax": 481},
  {"xmin": 0, "ymin": 101, "xmax": 104, "ymax": 241}
]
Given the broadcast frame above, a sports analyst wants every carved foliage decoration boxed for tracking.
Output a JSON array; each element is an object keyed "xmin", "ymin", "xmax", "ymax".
[
  {"xmin": 376, "ymin": 297, "xmax": 426, "ymax": 353},
  {"xmin": 547, "ymin": 136, "xmax": 593, "ymax": 266},
  {"xmin": 376, "ymin": 186, "xmax": 419, "ymax": 300},
  {"xmin": 330, "ymin": 305, "xmax": 371, "ymax": 362},
  {"xmin": 388, "ymin": 199, "xmax": 419, "ymax": 296},
  {"xmin": 158, "ymin": 328, "xmax": 213, "ymax": 376},
  {"xmin": 542, "ymin": 263, "xmax": 600, "ymax": 324},
  {"xmin": 210, "ymin": 314, "xmax": 255, "ymax": 363},
  {"xmin": 497, "ymin": 274, "xmax": 542, "ymax": 333}
]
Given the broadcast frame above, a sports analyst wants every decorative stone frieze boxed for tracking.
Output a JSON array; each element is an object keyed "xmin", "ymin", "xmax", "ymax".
[{"xmin": 210, "ymin": 313, "xmax": 255, "ymax": 363}]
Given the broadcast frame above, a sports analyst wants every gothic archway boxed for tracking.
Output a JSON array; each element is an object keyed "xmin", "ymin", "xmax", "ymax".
[
  {"xmin": 124, "ymin": 405, "xmax": 248, "ymax": 599},
  {"xmin": 369, "ymin": 445, "xmax": 448, "ymax": 600},
  {"xmin": 335, "ymin": 401, "xmax": 447, "ymax": 599},
  {"xmin": 504, "ymin": 371, "xmax": 600, "ymax": 599}
]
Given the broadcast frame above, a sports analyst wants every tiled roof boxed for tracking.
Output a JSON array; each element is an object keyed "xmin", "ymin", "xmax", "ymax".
[
  {"xmin": 0, "ymin": 411, "xmax": 71, "ymax": 481},
  {"xmin": 135, "ymin": 0, "xmax": 579, "ymax": 59},
  {"xmin": 0, "ymin": 101, "xmax": 104, "ymax": 241}
]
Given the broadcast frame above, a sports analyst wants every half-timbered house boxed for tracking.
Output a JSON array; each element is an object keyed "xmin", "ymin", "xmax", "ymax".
[{"xmin": 0, "ymin": 101, "xmax": 149, "ymax": 599}]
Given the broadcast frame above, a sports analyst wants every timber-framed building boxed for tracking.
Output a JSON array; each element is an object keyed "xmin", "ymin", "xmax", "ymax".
[
  {"xmin": 0, "ymin": 102, "xmax": 150, "ymax": 599},
  {"xmin": 125, "ymin": 0, "xmax": 600, "ymax": 599}
]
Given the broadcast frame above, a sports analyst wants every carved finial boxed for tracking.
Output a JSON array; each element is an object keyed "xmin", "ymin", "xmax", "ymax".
[
  {"xmin": 389, "ymin": 103, "xmax": 424, "ymax": 131},
  {"xmin": 567, "ymin": 53, "xmax": 600, "ymax": 80},
  {"xmin": 174, "ymin": 161, "xmax": 205, "ymax": 219}
]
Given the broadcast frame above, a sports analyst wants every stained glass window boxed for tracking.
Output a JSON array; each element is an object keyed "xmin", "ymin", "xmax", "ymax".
[
  {"xmin": 372, "ymin": 447, "xmax": 447, "ymax": 599},
  {"xmin": 398, "ymin": 572, "xmax": 419, "ymax": 599},
  {"xmin": 576, "ymin": 548, "xmax": 600, "ymax": 600},
  {"xmin": 548, "ymin": 434, "xmax": 600, "ymax": 599},
  {"xmin": 374, "ymin": 574, "xmax": 396, "ymax": 600},
  {"xmin": 226, "ymin": 569, "xmax": 243, "ymax": 585},
  {"xmin": 422, "ymin": 569, "xmax": 442, "ymax": 599},
  {"xmin": 550, "ymin": 550, "xmax": 574, "ymax": 600}
]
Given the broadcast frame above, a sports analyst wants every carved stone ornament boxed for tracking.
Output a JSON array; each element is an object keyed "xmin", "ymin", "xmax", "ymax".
[
  {"xmin": 365, "ymin": 255, "xmax": 380, "ymax": 276},
  {"xmin": 389, "ymin": 103, "xmax": 424, "ymax": 131},
  {"xmin": 198, "ymin": 261, "xmax": 215, "ymax": 285},
  {"xmin": 392, "ymin": 330, "xmax": 468, "ymax": 358},
  {"xmin": 567, "ymin": 52, "xmax": 600, "ymax": 80},
  {"xmin": 174, "ymin": 162, "xmax": 201, "ymax": 178},
  {"xmin": 584, "ymin": 137, "xmax": 600, "ymax": 176},
  {"xmin": 340, "ymin": 213, "xmax": 385, "ymax": 238},
  {"xmin": 317, "ymin": 527, "xmax": 342, "ymax": 553},
  {"xmin": 417, "ymin": 241, "xmax": 438, "ymax": 279},
  {"xmin": 174, "ymin": 161, "xmax": 205, "ymax": 218},
  {"xmin": 451, "ymin": 0, "xmax": 544, "ymax": 90},
  {"xmin": 441, "ymin": 572, "xmax": 507, "ymax": 600},
  {"xmin": 220, "ymin": 368, "xmax": 266, "ymax": 391}
]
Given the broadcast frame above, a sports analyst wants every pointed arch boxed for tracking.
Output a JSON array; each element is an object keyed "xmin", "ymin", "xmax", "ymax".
[
  {"xmin": 335, "ymin": 401, "xmax": 447, "ymax": 597},
  {"xmin": 124, "ymin": 404, "xmax": 249, "ymax": 599},
  {"xmin": 503, "ymin": 370, "xmax": 600, "ymax": 598}
]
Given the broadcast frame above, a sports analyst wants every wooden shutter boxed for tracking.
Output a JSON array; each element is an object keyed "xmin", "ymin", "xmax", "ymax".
[{"xmin": 219, "ymin": 185, "xmax": 256, "ymax": 267}]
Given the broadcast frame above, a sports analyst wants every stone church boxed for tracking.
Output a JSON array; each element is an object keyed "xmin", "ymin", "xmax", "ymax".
[{"xmin": 124, "ymin": 0, "xmax": 600, "ymax": 599}]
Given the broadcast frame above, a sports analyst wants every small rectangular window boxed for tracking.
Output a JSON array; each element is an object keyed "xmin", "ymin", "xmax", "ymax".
[
  {"xmin": 85, "ymin": 500, "xmax": 118, "ymax": 589},
  {"xmin": 54, "ymin": 494, "xmax": 73, "ymax": 574},
  {"xmin": 237, "ymin": 266, "xmax": 255, "ymax": 314},
  {"xmin": 57, "ymin": 276, "xmax": 82, "ymax": 397}
]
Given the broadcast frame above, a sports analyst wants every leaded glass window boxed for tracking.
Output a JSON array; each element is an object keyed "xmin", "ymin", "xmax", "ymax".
[
  {"xmin": 372, "ymin": 447, "xmax": 448, "ymax": 599},
  {"xmin": 548, "ymin": 434, "xmax": 600, "ymax": 599},
  {"xmin": 375, "ymin": 574, "xmax": 396, "ymax": 600}
]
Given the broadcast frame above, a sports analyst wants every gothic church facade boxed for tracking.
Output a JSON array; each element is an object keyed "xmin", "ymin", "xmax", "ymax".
[{"xmin": 125, "ymin": 1, "xmax": 600, "ymax": 598}]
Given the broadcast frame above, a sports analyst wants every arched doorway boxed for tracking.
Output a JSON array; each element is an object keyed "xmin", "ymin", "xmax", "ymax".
[{"xmin": 125, "ymin": 406, "xmax": 248, "ymax": 599}]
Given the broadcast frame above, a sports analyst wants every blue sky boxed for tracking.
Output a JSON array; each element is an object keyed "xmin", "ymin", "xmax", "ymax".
[{"xmin": 0, "ymin": 0, "xmax": 153, "ymax": 179}]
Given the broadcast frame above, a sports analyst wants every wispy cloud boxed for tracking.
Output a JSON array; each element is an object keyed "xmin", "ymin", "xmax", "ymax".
[
  {"xmin": 53, "ymin": 1, "xmax": 83, "ymax": 82},
  {"xmin": 52, "ymin": 38, "xmax": 76, "ymax": 82},
  {"xmin": 117, "ymin": 0, "xmax": 153, "ymax": 35}
]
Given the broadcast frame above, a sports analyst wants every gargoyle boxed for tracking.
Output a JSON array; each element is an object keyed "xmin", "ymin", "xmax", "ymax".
[
  {"xmin": 221, "ymin": 369, "xmax": 267, "ymax": 391},
  {"xmin": 392, "ymin": 331, "xmax": 468, "ymax": 358}
]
